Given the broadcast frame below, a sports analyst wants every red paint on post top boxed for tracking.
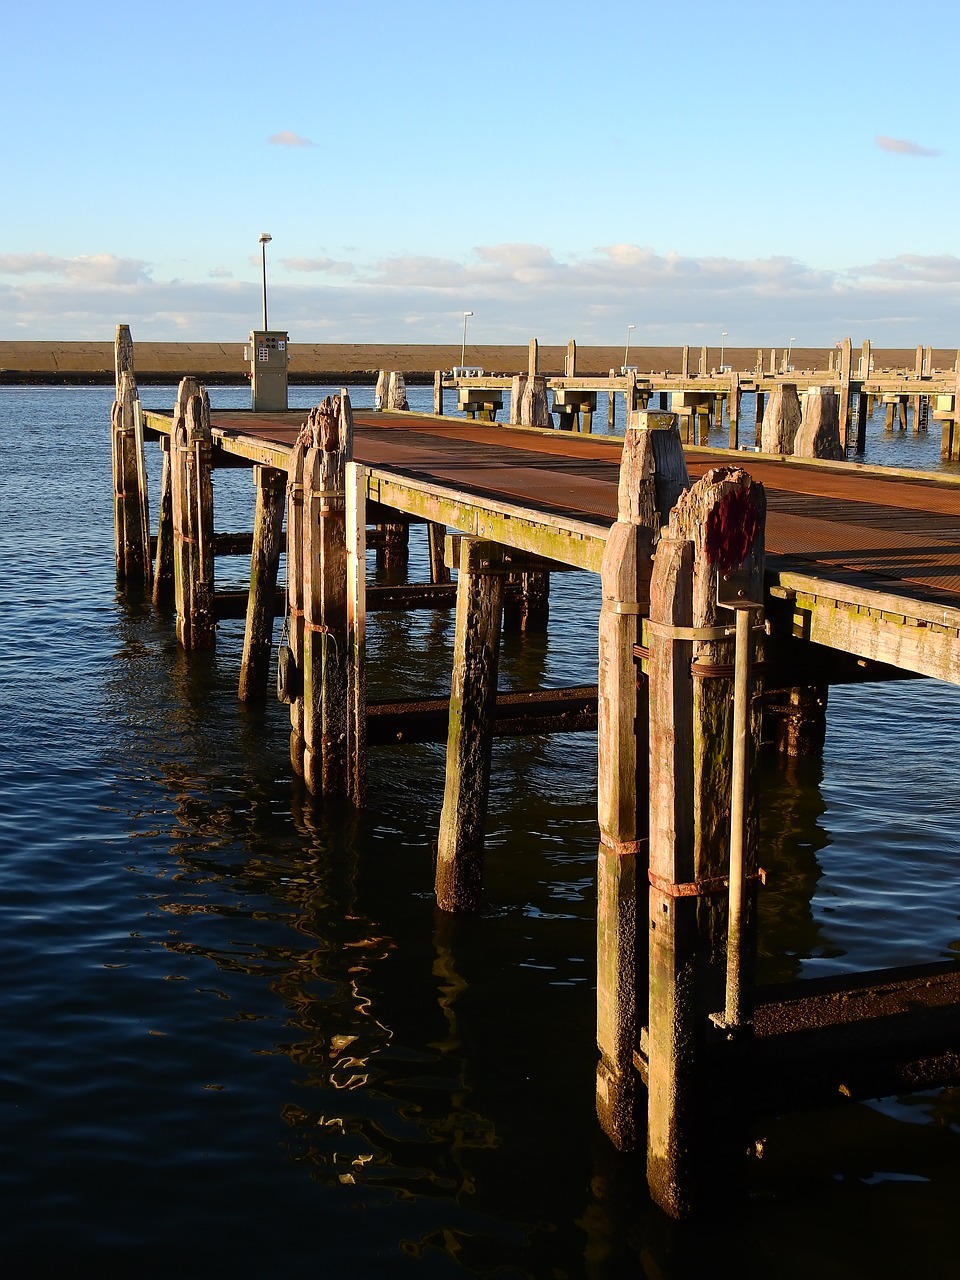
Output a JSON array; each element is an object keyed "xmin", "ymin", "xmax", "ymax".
[{"xmin": 704, "ymin": 486, "xmax": 761, "ymax": 573}]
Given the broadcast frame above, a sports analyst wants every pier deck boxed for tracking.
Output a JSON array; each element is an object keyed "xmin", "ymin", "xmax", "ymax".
[{"xmin": 142, "ymin": 406, "xmax": 960, "ymax": 682}]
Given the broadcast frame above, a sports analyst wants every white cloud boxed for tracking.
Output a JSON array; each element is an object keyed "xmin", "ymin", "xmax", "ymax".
[
  {"xmin": 3, "ymin": 244, "xmax": 960, "ymax": 345},
  {"xmin": 268, "ymin": 130, "xmax": 314, "ymax": 147},
  {"xmin": 875, "ymin": 135, "xmax": 940, "ymax": 157}
]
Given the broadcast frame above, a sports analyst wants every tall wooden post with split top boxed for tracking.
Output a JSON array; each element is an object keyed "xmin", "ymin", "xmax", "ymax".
[
  {"xmin": 595, "ymin": 410, "xmax": 689, "ymax": 1149},
  {"xmin": 645, "ymin": 466, "xmax": 766, "ymax": 1218},
  {"xmin": 170, "ymin": 378, "xmax": 215, "ymax": 649},
  {"xmin": 111, "ymin": 325, "xmax": 151, "ymax": 588}
]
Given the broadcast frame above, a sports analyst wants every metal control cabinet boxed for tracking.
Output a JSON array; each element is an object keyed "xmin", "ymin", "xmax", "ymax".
[{"xmin": 246, "ymin": 330, "xmax": 289, "ymax": 411}]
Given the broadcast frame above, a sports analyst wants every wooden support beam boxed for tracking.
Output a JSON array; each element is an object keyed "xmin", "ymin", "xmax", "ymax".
[
  {"xmin": 646, "ymin": 466, "xmax": 766, "ymax": 1219},
  {"xmin": 301, "ymin": 396, "xmax": 352, "ymax": 796},
  {"xmin": 435, "ymin": 538, "xmax": 505, "ymax": 912},
  {"xmin": 596, "ymin": 410, "xmax": 689, "ymax": 1150},
  {"xmin": 427, "ymin": 522, "xmax": 451, "ymax": 585},
  {"xmin": 238, "ymin": 465, "xmax": 285, "ymax": 702}
]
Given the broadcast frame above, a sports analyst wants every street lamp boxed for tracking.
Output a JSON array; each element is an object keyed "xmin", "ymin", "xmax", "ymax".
[
  {"xmin": 258, "ymin": 232, "xmax": 272, "ymax": 330},
  {"xmin": 624, "ymin": 323, "xmax": 636, "ymax": 370},
  {"xmin": 720, "ymin": 331, "xmax": 728, "ymax": 371},
  {"xmin": 461, "ymin": 311, "xmax": 473, "ymax": 370},
  {"xmin": 788, "ymin": 336, "xmax": 796, "ymax": 371}
]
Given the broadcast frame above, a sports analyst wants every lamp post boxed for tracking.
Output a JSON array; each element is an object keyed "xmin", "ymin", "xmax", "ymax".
[
  {"xmin": 721, "ymin": 331, "xmax": 728, "ymax": 371},
  {"xmin": 624, "ymin": 323, "xmax": 636, "ymax": 370},
  {"xmin": 460, "ymin": 311, "xmax": 473, "ymax": 370},
  {"xmin": 788, "ymin": 336, "xmax": 796, "ymax": 372},
  {"xmin": 258, "ymin": 232, "xmax": 272, "ymax": 330}
]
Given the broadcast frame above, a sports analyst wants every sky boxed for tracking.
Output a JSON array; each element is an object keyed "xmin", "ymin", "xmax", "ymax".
[{"xmin": 2, "ymin": 0, "xmax": 958, "ymax": 348}]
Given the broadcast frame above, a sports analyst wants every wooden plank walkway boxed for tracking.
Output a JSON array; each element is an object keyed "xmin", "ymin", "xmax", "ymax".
[{"xmin": 143, "ymin": 406, "xmax": 960, "ymax": 682}]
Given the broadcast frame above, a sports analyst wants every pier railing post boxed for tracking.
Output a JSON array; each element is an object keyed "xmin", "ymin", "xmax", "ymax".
[
  {"xmin": 238, "ymin": 464, "xmax": 285, "ymax": 702},
  {"xmin": 111, "ymin": 327, "xmax": 151, "ymax": 588},
  {"xmin": 435, "ymin": 538, "xmax": 505, "ymax": 912},
  {"xmin": 596, "ymin": 410, "xmax": 688, "ymax": 1149},
  {"xmin": 645, "ymin": 466, "xmax": 766, "ymax": 1218},
  {"xmin": 301, "ymin": 395, "xmax": 351, "ymax": 796}
]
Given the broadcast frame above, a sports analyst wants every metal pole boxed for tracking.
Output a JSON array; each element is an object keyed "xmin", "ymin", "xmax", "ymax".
[
  {"xmin": 721, "ymin": 331, "xmax": 728, "ymax": 371},
  {"xmin": 461, "ymin": 311, "xmax": 473, "ymax": 369},
  {"xmin": 259, "ymin": 232, "xmax": 272, "ymax": 331},
  {"xmin": 723, "ymin": 604, "xmax": 755, "ymax": 1028},
  {"xmin": 624, "ymin": 323, "xmax": 636, "ymax": 370}
]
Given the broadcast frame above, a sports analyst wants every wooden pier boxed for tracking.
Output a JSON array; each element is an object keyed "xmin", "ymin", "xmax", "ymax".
[{"xmin": 112, "ymin": 326, "xmax": 960, "ymax": 1218}]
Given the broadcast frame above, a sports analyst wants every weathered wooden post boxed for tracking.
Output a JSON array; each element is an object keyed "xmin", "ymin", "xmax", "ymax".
[
  {"xmin": 727, "ymin": 373, "xmax": 741, "ymax": 449},
  {"xmin": 855, "ymin": 387, "xmax": 870, "ymax": 454},
  {"xmin": 837, "ymin": 336, "xmax": 853, "ymax": 448},
  {"xmin": 377, "ymin": 523, "xmax": 410, "ymax": 570},
  {"xmin": 795, "ymin": 387, "xmax": 843, "ymax": 460},
  {"xmin": 680, "ymin": 346, "xmax": 690, "ymax": 379},
  {"xmin": 435, "ymin": 538, "xmax": 506, "ymax": 912},
  {"xmin": 170, "ymin": 379, "xmax": 215, "ymax": 650},
  {"xmin": 503, "ymin": 566, "xmax": 549, "ymax": 632},
  {"xmin": 433, "ymin": 369, "xmax": 444, "ymax": 416},
  {"xmin": 387, "ymin": 371, "xmax": 409, "ymax": 411},
  {"xmin": 645, "ymin": 466, "xmax": 766, "ymax": 1218},
  {"xmin": 518, "ymin": 339, "xmax": 551, "ymax": 427},
  {"xmin": 152, "ymin": 437, "xmax": 174, "ymax": 608},
  {"xmin": 286, "ymin": 421, "xmax": 309, "ymax": 775},
  {"xmin": 754, "ymin": 390, "xmax": 765, "ymax": 445},
  {"xmin": 427, "ymin": 524, "xmax": 451, "ymax": 584},
  {"xmin": 760, "ymin": 384, "xmax": 801, "ymax": 454},
  {"xmin": 596, "ymin": 410, "xmax": 689, "ymax": 1150},
  {"xmin": 346, "ymin": 454, "xmax": 367, "ymax": 805},
  {"xmin": 111, "ymin": 325, "xmax": 151, "ymax": 588},
  {"xmin": 301, "ymin": 396, "xmax": 352, "ymax": 796},
  {"xmin": 608, "ymin": 370, "xmax": 617, "ymax": 430},
  {"xmin": 238, "ymin": 464, "xmax": 286, "ymax": 701}
]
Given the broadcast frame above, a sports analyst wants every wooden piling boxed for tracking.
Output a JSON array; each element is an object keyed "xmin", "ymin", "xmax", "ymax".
[
  {"xmin": 796, "ymin": 387, "xmax": 843, "ymax": 460},
  {"xmin": 503, "ymin": 569, "xmax": 549, "ymax": 632},
  {"xmin": 286, "ymin": 424, "xmax": 309, "ymax": 775},
  {"xmin": 837, "ymin": 337, "xmax": 853, "ymax": 448},
  {"xmin": 238, "ymin": 464, "xmax": 285, "ymax": 702},
  {"xmin": 760, "ymin": 384, "xmax": 800, "ymax": 454},
  {"xmin": 596, "ymin": 411, "xmax": 689, "ymax": 1150},
  {"xmin": 855, "ymin": 387, "xmax": 869, "ymax": 454},
  {"xmin": 765, "ymin": 684, "xmax": 828, "ymax": 756},
  {"xmin": 645, "ymin": 466, "xmax": 766, "ymax": 1219},
  {"xmin": 346, "ymin": 456, "xmax": 367, "ymax": 805},
  {"xmin": 433, "ymin": 369, "xmax": 444, "ymax": 416},
  {"xmin": 427, "ymin": 523, "xmax": 451, "ymax": 585},
  {"xmin": 435, "ymin": 538, "xmax": 505, "ymax": 912},
  {"xmin": 301, "ymin": 396, "xmax": 351, "ymax": 796},
  {"xmin": 519, "ymin": 339, "xmax": 551, "ymax": 428},
  {"xmin": 170, "ymin": 379, "xmax": 215, "ymax": 649},
  {"xmin": 111, "ymin": 331, "xmax": 151, "ymax": 588}
]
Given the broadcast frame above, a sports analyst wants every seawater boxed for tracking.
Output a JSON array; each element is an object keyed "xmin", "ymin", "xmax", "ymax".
[{"xmin": 1, "ymin": 383, "xmax": 960, "ymax": 1278}]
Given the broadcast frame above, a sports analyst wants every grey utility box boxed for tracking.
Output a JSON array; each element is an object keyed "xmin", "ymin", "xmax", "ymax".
[{"xmin": 246, "ymin": 330, "xmax": 289, "ymax": 411}]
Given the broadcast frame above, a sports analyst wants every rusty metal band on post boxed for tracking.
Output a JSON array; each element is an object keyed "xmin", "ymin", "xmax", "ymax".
[
  {"xmin": 600, "ymin": 834, "xmax": 648, "ymax": 857},
  {"xmin": 648, "ymin": 867, "xmax": 767, "ymax": 898}
]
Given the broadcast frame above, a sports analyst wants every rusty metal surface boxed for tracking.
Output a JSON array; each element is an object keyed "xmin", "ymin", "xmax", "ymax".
[{"xmin": 208, "ymin": 408, "xmax": 960, "ymax": 608}]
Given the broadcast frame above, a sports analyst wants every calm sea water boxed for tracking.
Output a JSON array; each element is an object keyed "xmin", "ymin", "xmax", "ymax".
[{"xmin": 2, "ymin": 383, "xmax": 960, "ymax": 1278}]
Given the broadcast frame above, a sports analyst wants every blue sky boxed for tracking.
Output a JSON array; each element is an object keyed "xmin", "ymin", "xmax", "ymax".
[{"xmin": 2, "ymin": 0, "xmax": 958, "ymax": 346}]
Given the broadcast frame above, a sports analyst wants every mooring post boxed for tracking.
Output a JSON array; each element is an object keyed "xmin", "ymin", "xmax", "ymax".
[
  {"xmin": 855, "ymin": 386, "xmax": 870, "ymax": 454},
  {"xmin": 346, "ymin": 454, "xmax": 367, "ymax": 805},
  {"xmin": 301, "ymin": 396, "xmax": 351, "ymax": 796},
  {"xmin": 754, "ymin": 391, "xmax": 765, "ymax": 445},
  {"xmin": 111, "ymin": 326, "xmax": 151, "ymax": 588},
  {"xmin": 519, "ymin": 339, "xmax": 551, "ymax": 427},
  {"xmin": 837, "ymin": 337, "xmax": 853, "ymax": 448},
  {"xmin": 795, "ymin": 387, "xmax": 843, "ymax": 460},
  {"xmin": 596, "ymin": 410, "xmax": 689, "ymax": 1150},
  {"xmin": 170, "ymin": 379, "xmax": 214, "ymax": 649},
  {"xmin": 433, "ymin": 369, "xmax": 444, "ymax": 416},
  {"xmin": 435, "ymin": 538, "xmax": 505, "ymax": 912},
  {"xmin": 645, "ymin": 466, "xmax": 766, "ymax": 1219},
  {"xmin": 728, "ymin": 373, "xmax": 741, "ymax": 449},
  {"xmin": 760, "ymin": 383, "xmax": 800, "ymax": 454},
  {"xmin": 238, "ymin": 464, "xmax": 286, "ymax": 702}
]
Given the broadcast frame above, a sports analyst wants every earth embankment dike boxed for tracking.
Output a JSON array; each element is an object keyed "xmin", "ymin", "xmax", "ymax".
[{"xmin": 1, "ymin": 341, "xmax": 949, "ymax": 385}]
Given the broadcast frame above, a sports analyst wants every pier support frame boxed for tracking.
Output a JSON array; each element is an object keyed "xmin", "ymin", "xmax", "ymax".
[
  {"xmin": 238, "ymin": 464, "xmax": 285, "ymax": 702},
  {"xmin": 435, "ymin": 538, "xmax": 505, "ymax": 912},
  {"xmin": 596, "ymin": 410, "xmax": 689, "ymax": 1150},
  {"xmin": 645, "ymin": 466, "xmax": 766, "ymax": 1219}
]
